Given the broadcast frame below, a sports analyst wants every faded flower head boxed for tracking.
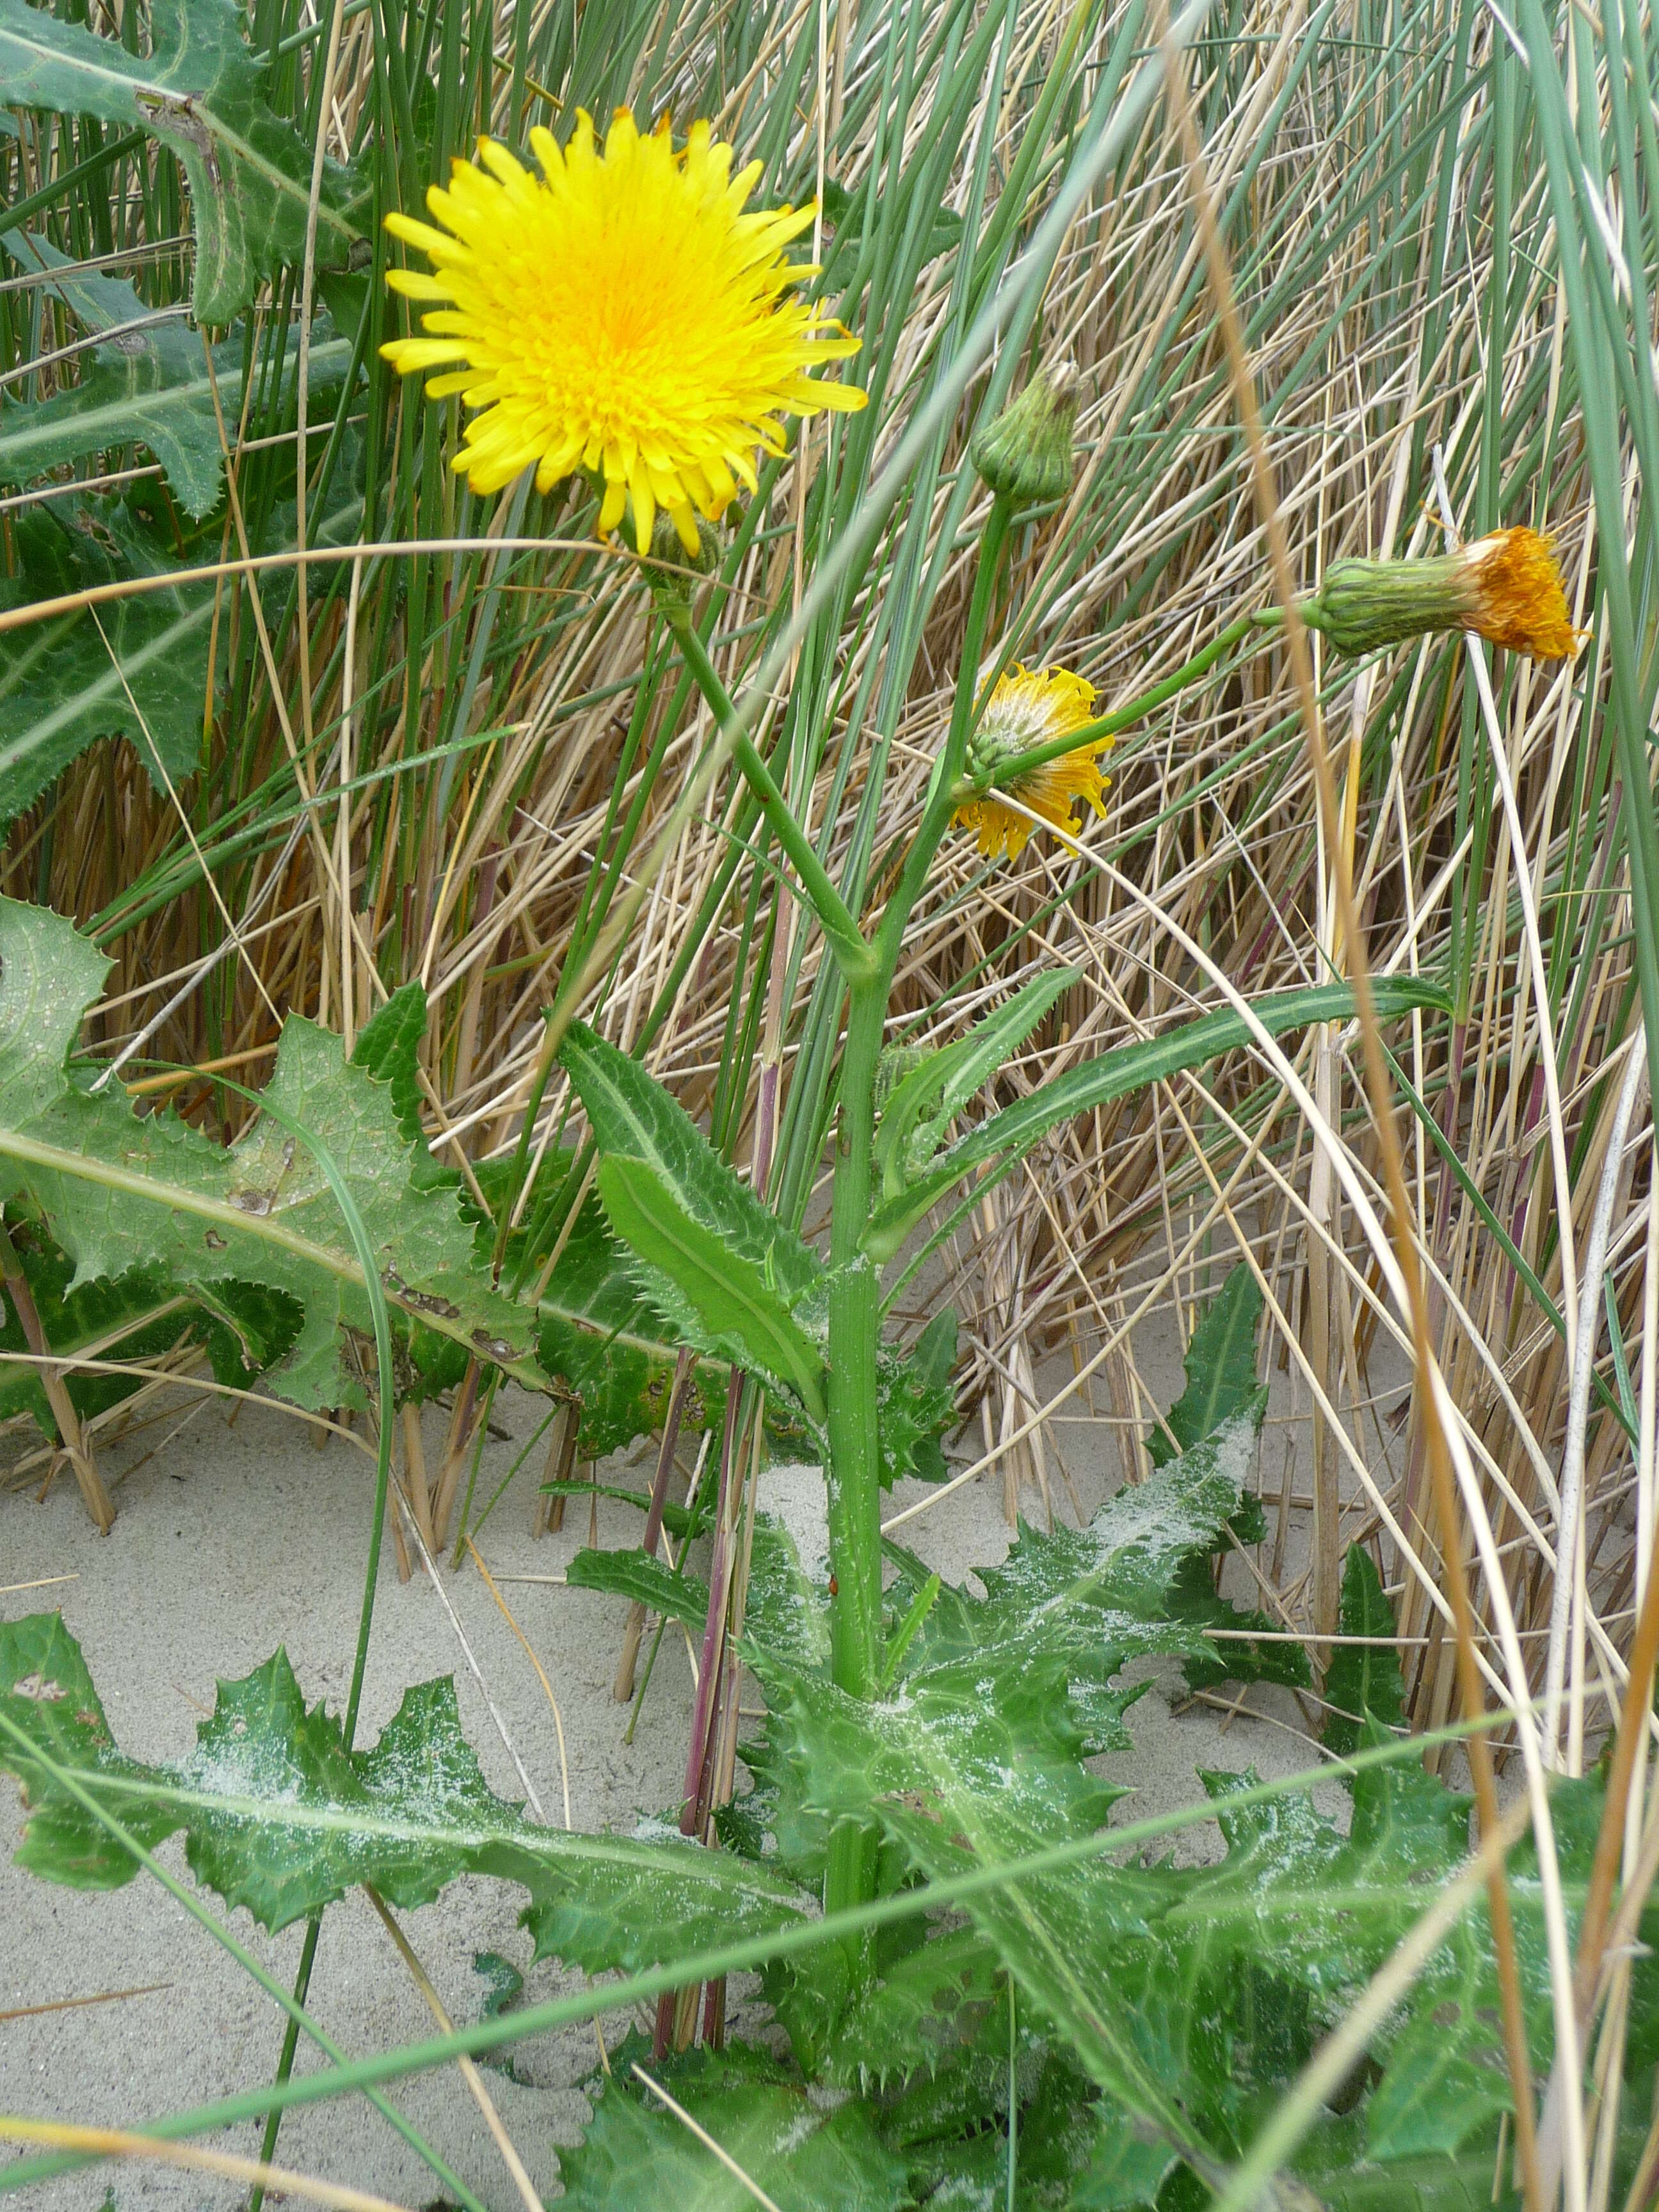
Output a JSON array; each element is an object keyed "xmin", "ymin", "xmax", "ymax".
[
  {"xmin": 970, "ymin": 358, "xmax": 1079, "ymax": 507},
  {"xmin": 1304, "ymin": 527, "xmax": 1584, "ymax": 661},
  {"xmin": 381, "ymin": 110, "xmax": 866, "ymax": 553},
  {"xmin": 952, "ymin": 665, "xmax": 1109, "ymax": 862}
]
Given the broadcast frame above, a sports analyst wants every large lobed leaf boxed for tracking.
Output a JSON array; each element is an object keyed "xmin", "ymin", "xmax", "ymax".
[
  {"xmin": 0, "ymin": 1612, "xmax": 812, "ymax": 1975},
  {"xmin": 0, "ymin": 499, "xmax": 214, "ymax": 822},
  {"xmin": 0, "ymin": 231, "xmax": 356, "ymax": 520},
  {"xmin": 0, "ymin": 1230, "xmax": 299, "ymax": 1438},
  {"xmin": 0, "ymin": 483, "xmax": 362, "ymax": 826},
  {"xmin": 0, "ymin": 0, "xmax": 365, "ymax": 323},
  {"xmin": 0, "ymin": 903, "xmax": 541, "ymax": 1408}
]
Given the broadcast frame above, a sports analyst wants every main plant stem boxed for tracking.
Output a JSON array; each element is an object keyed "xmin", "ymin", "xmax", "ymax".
[
  {"xmin": 821, "ymin": 976, "xmax": 887, "ymax": 1943},
  {"xmin": 661, "ymin": 507, "xmax": 1013, "ymax": 1952}
]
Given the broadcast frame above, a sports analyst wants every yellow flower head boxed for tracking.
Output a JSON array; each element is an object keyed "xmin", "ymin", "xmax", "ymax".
[
  {"xmin": 952, "ymin": 666, "xmax": 1109, "ymax": 862},
  {"xmin": 381, "ymin": 110, "xmax": 867, "ymax": 552}
]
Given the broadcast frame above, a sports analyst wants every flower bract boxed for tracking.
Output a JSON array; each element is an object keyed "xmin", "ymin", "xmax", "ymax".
[
  {"xmin": 381, "ymin": 110, "xmax": 866, "ymax": 552},
  {"xmin": 952, "ymin": 666, "xmax": 1109, "ymax": 862}
]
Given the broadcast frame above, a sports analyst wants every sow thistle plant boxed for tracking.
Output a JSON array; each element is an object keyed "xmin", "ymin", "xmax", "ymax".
[{"xmin": 0, "ymin": 113, "xmax": 1643, "ymax": 2212}]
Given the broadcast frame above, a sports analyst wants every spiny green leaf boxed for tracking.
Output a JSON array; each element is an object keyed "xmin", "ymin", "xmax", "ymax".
[
  {"xmin": 562, "ymin": 1022, "xmax": 821, "ymax": 1306},
  {"xmin": 0, "ymin": 897, "xmax": 541, "ymax": 1409},
  {"xmin": 351, "ymin": 983, "xmax": 443, "ymax": 1165},
  {"xmin": 0, "ymin": 892, "xmax": 108, "ymax": 1123},
  {"xmin": 819, "ymin": 1921, "xmax": 1003, "ymax": 2085},
  {"xmin": 862, "ymin": 978, "xmax": 1454, "ymax": 1262},
  {"xmin": 744, "ymin": 1514, "xmax": 832, "ymax": 1676},
  {"xmin": 1146, "ymin": 1263, "xmax": 1263, "ymax": 1466},
  {"xmin": 0, "ymin": 232, "xmax": 356, "ymax": 518},
  {"xmin": 1323, "ymin": 1544, "xmax": 1407, "ymax": 1758},
  {"xmin": 595, "ymin": 1155, "xmax": 828, "ymax": 1420},
  {"xmin": 555, "ymin": 2039, "xmax": 910, "ymax": 2211},
  {"xmin": 0, "ymin": 500, "xmax": 212, "ymax": 822},
  {"xmin": 0, "ymin": 1236, "xmax": 298, "ymax": 1437},
  {"xmin": 486, "ymin": 1158, "xmax": 739, "ymax": 1468},
  {"xmin": 561, "ymin": 1026, "xmax": 947, "ymax": 1473},
  {"xmin": 0, "ymin": 0, "xmax": 364, "ymax": 322},
  {"xmin": 565, "ymin": 1543, "xmax": 710, "ymax": 1631},
  {"xmin": 749, "ymin": 1416, "xmax": 1276, "ymax": 1856},
  {"xmin": 0, "ymin": 1614, "xmax": 812, "ymax": 1975},
  {"xmin": 874, "ymin": 968, "xmax": 1077, "ymax": 1199},
  {"xmin": 0, "ymin": 490, "xmax": 362, "ymax": 825},
  {"xmin": 874, "ymin": 1313, "xmax": 956, "ymax": 1487}
]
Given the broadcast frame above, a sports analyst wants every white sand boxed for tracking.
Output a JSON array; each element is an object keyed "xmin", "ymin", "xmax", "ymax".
[{"xmin": 1, "ymin": 1338, "xmax": 1349, "ymax": 2211}]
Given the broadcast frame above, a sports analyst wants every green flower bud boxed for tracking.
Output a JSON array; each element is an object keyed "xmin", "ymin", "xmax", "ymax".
[
  {"xmin": 639, "ymin": 507, "xmax": 724, "ymax": 616},
  {"xmin": 970, "ymin": 358, "xmax": 1078, "ymax": 507}
]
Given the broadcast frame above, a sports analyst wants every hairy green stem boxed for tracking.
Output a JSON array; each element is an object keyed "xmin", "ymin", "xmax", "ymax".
[
  {"xmin": 816, "ymin": 499, "xmax": 1014, "ymax": 1938},
  {"xmin": 819, "ymin": 975, "xmax": 887, "ymax": 1942}
]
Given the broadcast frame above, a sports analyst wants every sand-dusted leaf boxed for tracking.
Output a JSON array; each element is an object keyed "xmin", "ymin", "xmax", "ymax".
[
  {"xmin": 749, "ymin": 1418, "xmax": 1275, "ymax": 1848},
  {"xmin": 876, "ymin": 1306, "xmax": 956, "ymax": 1486},
  {"xmin": 0, "ymin": 232, "xmax": 357, "ymax": 518},
  {"xmin": 744, "ymin": 1411, "xmax": 1568, "ymax": 2175},
  {"xmin": 0, "ymin": 0, "xmax": 364, "ymax": 323},
  {"xmin": 1323, "ymin": 1544, "xmax": 1407, "ymax": 1758},
  {"xmin": 1134, "ymin": 1263, "xmax": 1299, "ymax": 1695},
  {"xmin": 0, "ymin": 897, "xmax": 541, "ymax": 1409},
  {"xmin": 1297, "ymin": 2141, "xmax": 1522, "ymax": 2210},
  {"xmin": 862, "ymin": 977, "xmax": 1454, "ymax": 1262},
  {"xmin": 0, "ymin": 1613, "xmax": 811, "ymax": 1975},
  {"xmin": 874, "ymin": 967, "xmax": 1077, "ymax": 1199},
  {"xmin": 556, "ymin": 2039, "xmax": 910, "ymax": 2211},
  {"xmin": 565, "ymin": 1544, "xmax": 710, "ymax": 1631},
  {"xmin": 817, "ymin": 1920, "xmax": 1004, "ymax": 2085},
  {"xmin": 744, "ymin": 1515, "xmax": 832, "ymax": 1676},
  {"xmin": 748, "ymin": 1422, "xmax": 1270, "ymax": 2136}
]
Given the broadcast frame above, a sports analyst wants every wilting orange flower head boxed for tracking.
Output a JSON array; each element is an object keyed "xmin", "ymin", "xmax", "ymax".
[
  {"xmin": 1461, "ymin": 528, "xmax": 1583, "ymax": 659},
  {"xmin": 1305, "ymin": 526, "xmax": 1585, "ymax": 662},
  {"xmin": 952, "ymin": 666, "xmax": 1109, "ymax": 863}
]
